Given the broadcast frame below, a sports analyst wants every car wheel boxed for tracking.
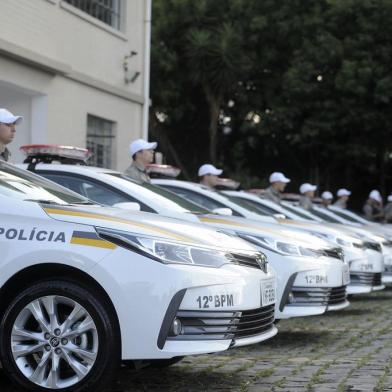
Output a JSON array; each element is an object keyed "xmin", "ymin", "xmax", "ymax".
[{"xmin": 0, "ymin": 279, "xmax": 120, "ymax": 392}]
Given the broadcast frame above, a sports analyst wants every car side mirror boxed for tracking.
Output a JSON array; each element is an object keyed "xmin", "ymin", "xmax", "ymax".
[
  {"xmin": 212, "ymin": 207, "xmax": 233, "ymax": 216},
  {"xmin": 113, "ymin": 202, "xmax": 141, "ymax": 211},
  {"xmin": 273, "ymin": 213, "xmax": 286, "ymax": 220}
]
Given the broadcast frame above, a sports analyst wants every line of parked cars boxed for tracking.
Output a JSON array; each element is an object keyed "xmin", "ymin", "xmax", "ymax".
[{"xmin": 1, "ymin": 144, "xmax": 391, "ymax": 391}]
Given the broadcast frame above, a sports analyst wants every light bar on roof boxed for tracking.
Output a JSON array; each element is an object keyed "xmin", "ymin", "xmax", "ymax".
[
  {"xmin": 147, "ymin": 164, "xmax": 181, "ymax": 178},
  {"xmin": 20, "ymin": 144, "xmax": 92, "ymax": 162}
]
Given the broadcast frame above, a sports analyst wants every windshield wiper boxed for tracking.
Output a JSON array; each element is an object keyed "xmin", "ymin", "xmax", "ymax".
[
  {"xmin": 24, "ymin": 199, "xmax": 63, "ymax": 205},
  {"xmin": 70, "ymin": 201, "xmax": 96, "ymax": 205}
]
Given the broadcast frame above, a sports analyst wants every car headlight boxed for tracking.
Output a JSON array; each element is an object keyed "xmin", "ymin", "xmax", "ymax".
[
  {"xmin": 96, "ymin": 227, "xmax": 232, "ymax": 268},
  {"xmin": 237, "ymin": 233, "xmax": 325, "ymax": 258}
]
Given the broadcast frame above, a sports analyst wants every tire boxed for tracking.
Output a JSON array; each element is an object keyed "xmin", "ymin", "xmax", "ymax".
[{"xmin": 0, "ymin": 279, "xmax": 120, "ymax": 392}]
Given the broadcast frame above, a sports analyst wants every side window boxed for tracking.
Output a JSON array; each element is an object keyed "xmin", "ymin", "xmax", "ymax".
[
  {"xmin": 40, "ymin": 173, "xmax": 154, "ymax": 212},
  {"xmin": 163, "ymin": 186, "xmax": 242, "ymax": 216}
]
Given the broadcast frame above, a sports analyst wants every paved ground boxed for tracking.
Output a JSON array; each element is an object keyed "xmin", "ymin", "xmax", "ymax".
[{"xmin": 2, "ymin": 287, "xmax": 392, "ymax": 391}]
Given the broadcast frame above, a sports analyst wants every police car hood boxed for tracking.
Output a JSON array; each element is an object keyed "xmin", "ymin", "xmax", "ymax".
[
  {"xmin": 325, "ymin": 222, "xmax": 386, "ymax": 243},
  {"xmin": 277, "ymin": 218, "xmax": 363, "ymax": 244},
  {"xmin": 199, "ymin": 214, "xmax": 334, "ymax": 250},
  {"xmin": 41, "ymin": 204, "xmax": 257, "ymax": 252}
]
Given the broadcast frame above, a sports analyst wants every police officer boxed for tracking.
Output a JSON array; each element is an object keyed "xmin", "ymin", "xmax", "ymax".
[
  {"xmin": 299, "ymin": 183, "xmax": 317, "ymax": 211},
  {"xmin": 0, "ymin": 108, "xmax": 23, "ymax": 162},
  {"xmin": 384, "ymin": 194, "xmax": 392, "ymax": 223},
  {"xmin": 321, "ymin": 191, "xmax": 333, "ymax": 208},
  {"xmin": 198, "ymin": 164, "xmax": 222, "ymax": 189},
  {"xmin": 334, "ymin": 188, "xmax": 351, "ymax": 209},
  {"xmin": 263, "ymin": 172, "xmax": 291, "ymax": 205},
  {"xmin": 363, "ymin": 190, "xmax": 384, "ymax": 221},
  {"xmin": 124, "ymin": 138, "xmax": 157, "ymax": 183}
]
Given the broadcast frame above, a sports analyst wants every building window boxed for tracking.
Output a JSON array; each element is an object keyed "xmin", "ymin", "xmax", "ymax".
[
  {"xmin": 87, "ymin": 114, "xmax": 116, "ymax": 169},
  {"xmin": 64, "ymin": 0, "xmax": 122, "ymax": 30}
]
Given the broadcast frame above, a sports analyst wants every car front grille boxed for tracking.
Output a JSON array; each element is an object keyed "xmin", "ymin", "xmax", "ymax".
[
  {"xmin": 228, "ymin": 252, "xmax": 268, "ymax": 272},
  {"xmin": 350, "ymin": 272, "xmax": 382, "ymax": 286},
  {"xmin": 287, "ymin": 286, "xmax": 347, "ymax": 307},
  {"xmin": 167, "ymin": 304, "xmax": 275, "ymax": 342}
]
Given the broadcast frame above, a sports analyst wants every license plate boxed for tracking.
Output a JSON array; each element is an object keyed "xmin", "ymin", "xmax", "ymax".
[
  {"xmin": 343, "ymin": 265, "xmax": 350, "ymax": 285},
  {"xmin": 261, "ymin": 281, "xmax": 275, "ymax": 306}
]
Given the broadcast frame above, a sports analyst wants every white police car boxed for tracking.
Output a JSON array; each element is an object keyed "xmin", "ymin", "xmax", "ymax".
[
  {"xmin": 0, "ymin": 161, "xmax": 277, "ymax": 392},
  {"xmin": 16, "ymin": 147, "xmax": 350, "ymax": 320},
  {"xmin": 221, "ymin": 190, "xmax": 386, "ymax": 294}
]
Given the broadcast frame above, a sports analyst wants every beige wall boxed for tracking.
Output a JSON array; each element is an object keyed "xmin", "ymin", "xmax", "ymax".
[
  {"xmin": 0, "ymin": 0, "xmax": 147, "ymax": 170},
  {"xmin": 0, "ymin": 0, "xmax": 146, "ymax": 95},
  {"xmin": 0, "ymin": 55, "xmax": 140, "ymax": 170}
]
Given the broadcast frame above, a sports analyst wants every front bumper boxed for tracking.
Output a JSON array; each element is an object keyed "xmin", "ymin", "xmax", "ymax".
[
  {"xmin": 279, "ymin": 285, "xmax": 349, "ymax": 318},
  {"xmin": 163, "ymin": 304, "xmax": 277, "ymax": 349},
  {"xmin": 274, "ymin": 255, "xmax": 350, "ymax": 319},
  {"xmin": 347, "ymin": 272, "xmax": 385, "ymax": 294},
  {"xmin": 93, "ymin": 249, "xmax": 277, "ymax": 360}
]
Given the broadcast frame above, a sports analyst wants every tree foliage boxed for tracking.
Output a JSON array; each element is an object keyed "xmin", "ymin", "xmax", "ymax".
[{"xmin": 150, "ymin": 0, "xmax": 392, "ymax": 208}]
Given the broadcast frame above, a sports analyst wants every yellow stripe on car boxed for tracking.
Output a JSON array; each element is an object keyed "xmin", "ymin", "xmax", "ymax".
[
  {"xmin": 43, "ymin": 207, "xmax": 194, "ymax": 243},
  {"xmin": 70, "ymin": 236, "xmax": 117, "ymax": 249}
]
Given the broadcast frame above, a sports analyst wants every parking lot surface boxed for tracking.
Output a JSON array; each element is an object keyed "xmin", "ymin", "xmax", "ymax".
[{"xmin": 3, "ymin": 287, "xmax": 392, "ymax": 392}]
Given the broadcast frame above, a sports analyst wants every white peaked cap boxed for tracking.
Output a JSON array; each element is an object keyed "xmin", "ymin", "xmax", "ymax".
[
  {"xmin": 337, "ymin": 188, "xmax": 351, "ymax": 197},
  {"xmin": 369, "ymin": 189, "xmax": 382, "ymax": 202},
  {"xmin": 321, "ymin": 191, "xmax": 333, "ymax": 200},
  {"xmin": 0, "ymin": 108, "xmax": 23, "ymax": 124},
  {"xmin": 129, "ymin": 139, "xmax": 157, "ymax": 156},
  {"xmin": 300, "ymin": 183, "xmax": 317, "ymax": 194},
  {"xmin": 198, "ymin": 164, "xmax": 223, "ymax": 177},
  {"xmin": 269, "ymin": 172, "xmax": 291, "ymax": 184}
]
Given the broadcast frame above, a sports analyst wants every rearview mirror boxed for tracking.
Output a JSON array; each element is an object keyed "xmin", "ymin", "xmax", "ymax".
[
  {"xmin": 113, "ymin": 202, "xmax": 141, "ymax": 211},
  {"xmin": 212, "ymin": 207, "xmax": 233, "ymax": 216}
]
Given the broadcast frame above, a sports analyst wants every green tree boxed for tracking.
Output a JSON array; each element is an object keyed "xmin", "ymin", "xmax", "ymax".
[
  {"xmin": 151, "ymin": 0, "xmax": 392, "ymax": 207},
  {"xmin": 150, "ymin": 0, "xmax": 251, "ymax": 173}
]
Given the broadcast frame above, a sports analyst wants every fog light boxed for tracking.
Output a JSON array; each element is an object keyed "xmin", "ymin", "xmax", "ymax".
[
  {"xmin": 170, "ymin": 318, "xmax": 182, "ymax": 336},
  {"xmin": 288, "ymin": 292, "xmax": 295, "ymax": 304}
]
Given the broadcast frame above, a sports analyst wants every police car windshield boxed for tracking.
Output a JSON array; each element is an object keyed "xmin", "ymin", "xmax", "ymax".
[
  {"xmin": 331, "ymin": 208, "xmax": 368, "ymax": 223},
  {"xmin": 0, "ymin": 162, "xmax": 91, "ymax": 205},
  {"xmin": 141, "ymin": 182, "xmax": 211, "ymax": 214},
  {"xmin": 105, "ymin": 173, "xmax": 208, "ymax": 214},
  {"xmin": 280, "ymin": 203, "xmax": 319, "ymax": 221}
]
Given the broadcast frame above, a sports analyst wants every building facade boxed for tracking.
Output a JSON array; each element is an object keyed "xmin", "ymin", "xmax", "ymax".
[{"xmin": 0, "ymin": 0, "xmax": 150, "ymax": 169}]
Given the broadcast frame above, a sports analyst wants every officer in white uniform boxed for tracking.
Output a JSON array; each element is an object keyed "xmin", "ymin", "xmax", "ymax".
[
  {"xmin": 263, "ymin": 172, "xmax": 291, "ymax": 205},
  {"xmin": 299, "ymin": 183, "xmax": 317, "ymax": 211},
  {"xmin": 0, "ymin": 108, "xmax": 23, "ymax": 162},
  {"xmin": 334, "ymin": 188, "xmax": 351, "ymax": 209},
  {"xmin": 321, "ymin": 191, "xmax": 333, "ymax": 208},
  {"xmin": 198, "ymin": 164, "xmax": 223, "ymax": 189},
  {"xmin": 124, "ymin": 139, "xmax": 157, "ymax": 183}
]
